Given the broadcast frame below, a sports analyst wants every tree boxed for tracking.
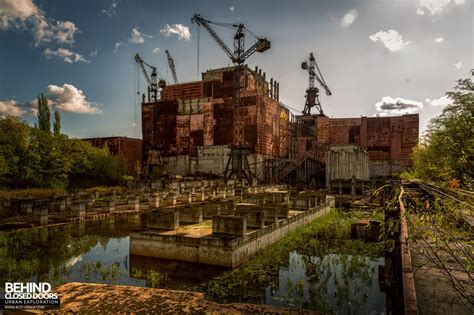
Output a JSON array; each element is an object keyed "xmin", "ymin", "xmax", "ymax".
[
  {"xmin": 53, "ymin": 110, "xmax": 61, "ymax": 136},
  {"xmin": 410, "ymin": 78, "xmax": 473, "ymax": 189},
  {"xmin": 37, "ymin": 93, "xmax": 51, "ymax": 133}
]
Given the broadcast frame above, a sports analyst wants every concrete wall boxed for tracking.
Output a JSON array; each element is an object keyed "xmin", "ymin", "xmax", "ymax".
[
  {"xmin": 130, "ymin": 198, "xmax": 333, "ymax": 267},
  {"xmin": 326, "ymin": 144, "xmax": 370, "ymax": 187}
]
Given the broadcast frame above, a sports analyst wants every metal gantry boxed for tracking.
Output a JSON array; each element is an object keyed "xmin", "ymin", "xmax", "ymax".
[
  {"xmin": 301, "ymin": 52, "xmax": 332, "ymax": 116},
  {"xmin": 191, "ymin": 14, "xmax": 270, "ymax": 184}
]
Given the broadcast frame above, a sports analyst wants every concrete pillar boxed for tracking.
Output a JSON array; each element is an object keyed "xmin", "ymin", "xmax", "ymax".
[
  {"xmin": 351, "ymin": 176, "xmax": 356, "ymax": 196},
  {"xmin": 33, "ymin": 205, "xmax": 48, "ymax": 226},
  {"xmin": 103, "ymin": 199, "xmax": 115, "ymax": 214},
  {"xmin": 71, "ymin": 202, "xmax": 85, "ymax": 220},
  {"xmin": 65, "ymin": 196, "xmax": 72, "ymax": 210},
  {"xmin": 147, "ymin": 210, "xmax": 179, "ymax": 230},
  {"xmin": 20, "ymin": 201, "xmax": 33, "ymax": 215},
  {"xmin": 85, "ymin": 196, "xmax": 95, "ymax": 210},
  {"xmin": 226, "ymin": 189, "xmax": 235, "ymax": 198},
  {"xmin": 55, "ymin": 199, "xmax": 66, "ymax": 213},
  {"xmin": 148, "ymin": 194, "xmax": 160, "ymax": 209},
  {"xmin": 339, "ymin": 180, "xmax": 342, "ymax": 194},
  {"xmin": 217, "ymin": 188, "xmax": 226, "ymax": 199},
  {"xmin": 212, "ymin": 215, "xmax": 246, "ymax": 236},
  {"xmin": 128, "ymin": 197, "xmax": 140, "ymax": 211}
]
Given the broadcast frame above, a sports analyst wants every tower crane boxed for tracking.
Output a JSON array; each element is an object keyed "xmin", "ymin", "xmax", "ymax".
[
  {"xmin": 191, "ymin": 14, "xmax": 270, "ymax": 185},
  {"xmin": 165, "ymin": 49, "xmax": 179, "ymax": 84},
  {"xmin": 134, "ymin": 53, "xmax": 166, "ymax": 103},
  {"xmin": 301, "ymin": 52, "xmax": 331, "ymax": 116}
]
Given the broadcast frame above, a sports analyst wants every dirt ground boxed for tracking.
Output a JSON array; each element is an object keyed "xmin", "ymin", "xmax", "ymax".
[{"xmin": 7, "ymin": 282, "xmax": 319, "ymax": 314}]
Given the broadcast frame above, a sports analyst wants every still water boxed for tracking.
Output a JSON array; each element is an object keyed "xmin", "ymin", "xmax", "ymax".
[{"xmin": 0, "ymin": 215, "xmax": 385, "ymax": 313}]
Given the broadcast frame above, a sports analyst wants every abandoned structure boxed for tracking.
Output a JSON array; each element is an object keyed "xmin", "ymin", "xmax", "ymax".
[
  {"xmin": 142, "ymin": 65, "xmax": 291, "ymax": 181},
  {"xmin": 83, "ymin": 136, "xmax": 143, "ymax": 174}
]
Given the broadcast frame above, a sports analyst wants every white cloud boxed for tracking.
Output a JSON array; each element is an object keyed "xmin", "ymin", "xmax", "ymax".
[
  {"xmin": 375, "ymin": 96, "xmax": 423, "ymax": 116},
  {"xmin": 0, "ymin": 100, "xmax": 26, "ymax": 116},
  {"xmin": 454, "ymin": 62, "xmax": 462, "ymax": 69},
  {"xmin": 44, "ymin": 48, "xmax": 89, "ymax": 63},
  {"xmin": 46, "ymin": 84, "xmax": 101, "ymax": 114},
  {"xmin": 340, "ymin": 9, "xmax": 358, "ymax": 28},
  {"xmin": 90, "ymin": 49, "xmax": 98, "ymax": 57},
  {"xmin": 102, "ymin": 0, "xmax": 118, "ymax": 17},
  {"xmin": 129, "ymin": 26, "xmax": 152, "ymax": 44},
  {"xmin": 416, "ymin": 0, "xmax": 459, "ymax": 15},
  {"xmin": 0, "ymin": 0, "xmax": 79, "ymax": 46},
  {"xmin": 416, "ymin": 8, "xmax": 426, "ymax": 15},
  {"xmin": 160, "ymin": 23, "xmax": 191, "ymax": 41},
  {"xmin": 113, "ymin": 41, "xmax": 122, "ymax": 53},
  {"xmin": 230, "ymin": 6, "xmax": 235, "ymax": 12},
  {"xmin": 429, "ymin": 95, "xmax": 452, "ymax": 106},
  {"xmin": 152, "ymin": 47, "xmax": 160, "ymax": 54},
  {"xmin": 369, "ymin": 29, "xmax": 411, "ymax": 52},
  {"xmin": 434, "ymin": 37, "xmax": 443, "ymax": 42}
]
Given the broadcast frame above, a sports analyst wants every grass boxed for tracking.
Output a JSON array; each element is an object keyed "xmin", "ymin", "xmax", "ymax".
[{"xmin": 196, "ymin": 209, "xmax": 383, "ymax": 304}]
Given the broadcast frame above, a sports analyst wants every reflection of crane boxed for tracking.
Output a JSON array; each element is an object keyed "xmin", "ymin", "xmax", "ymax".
[
  {"xmin": 134, "ymin": 53, "xmax": 166, "ymax": 103},
  {"xmin": 301, "ymin": 52, "xmax": 331, "ymax": 116},
  {"xmin": 191, "ymin": 14, "xmax": 270, "ymax": 185},
  {"xmin": 165, "ymin": 49, "xmax": 179, "ymax": 84}
]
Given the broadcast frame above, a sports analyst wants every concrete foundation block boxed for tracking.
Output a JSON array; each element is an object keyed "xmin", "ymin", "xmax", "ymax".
[
  {"xmin": 33, "ymin": 206, "xmax": 48, "ymax": 225},
  {"xmin": 179, "ymin": 207, "xmax": 203, "ymax": 223},
  {"xmin": 71, "ymin": 202, "xmax": 86, "ymax": 220},
  {"xmin": 20, "ymin": 201, "xmax": 33, "ymax": 215},
  {"xmin": 212, "ymin": 215, "xmax": 246, "ymax": 236},
  {"xmin": 103, "ymin": 199, "xmax": 115, "ymax": 213},
  {"xmin": 146, "ymin": 210, "xmax": 179, "ymax": 230},
  {"xmin": 148, "ymin": 195, "xmax": 160, "ymax": 209},
  {"xmin": 243, "ymin": 211, "xmax": 265, "ymax": 229},
  {"xmin": 128, "ymin": 197, "xmax": 140, "ymax": 211}
]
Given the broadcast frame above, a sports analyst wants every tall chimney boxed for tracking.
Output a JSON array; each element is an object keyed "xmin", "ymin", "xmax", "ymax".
[{"xmin": 270, "ymin": 78, "xmax": 273, "ymax": 98}]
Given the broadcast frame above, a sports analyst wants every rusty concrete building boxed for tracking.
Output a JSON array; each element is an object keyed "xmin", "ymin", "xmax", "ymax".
[
  {"xmin": 141, "ymin": 64, "xmax": 419, "ymax": 182},
  {"xmin": 141, "ymin": 65, "xmax": 290, "ymax": 180},
  {"xmin": 83, "ymin": 136, "xmax": 142, "ymax": 174},
  {"xmin": 295, "ymin": 114, "xmax": 419, "ymax": 178}
]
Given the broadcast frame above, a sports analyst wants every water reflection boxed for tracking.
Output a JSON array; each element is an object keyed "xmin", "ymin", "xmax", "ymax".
[
  {"xmin": 265, "ymin": 251, "xmax": 385, "ymax": 314},
  {"xmin": 0, "ymin": 215, "xmax": 225, "ymax": 290}
]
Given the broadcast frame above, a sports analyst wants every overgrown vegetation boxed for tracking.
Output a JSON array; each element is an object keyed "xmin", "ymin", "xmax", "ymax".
[
  {"xmin": 0, "ymin": 115, "xmax": 127, "ymax": 189},
  {"xmin": 402, "ymin": 78, "xmax": 473, "ymax": 189},
  {"xmin": 198, "ymin": 210, "xmax": 383, "ymax": 305}
]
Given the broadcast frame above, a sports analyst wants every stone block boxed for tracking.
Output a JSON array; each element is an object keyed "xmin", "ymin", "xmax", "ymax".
[
  {"xmin": 243, "ymin": 211, "xmax": 265, "ymax": 229},
  {"xmin": 212, "ymin": 215, "xmax": 246, "ymax": 236},
  {"xmin": 179, "ymin": 207, "xmax": 203, "ymax": 223},
  {"xmin": 146, "ymin": 210, "xmax": 179, "ymax": 230},
  {"xmin": 148, "ymin": 195, "xmax": 160, "ymax": 209},
  {"xmin": 33, "ymin": 206, "xmax": 48, "ymax": 225},
  {"xmin": 128, "ymin": 197, "xmax": 140, "ymax": 211},
  {"xmin": 71, "ymin": 202, "xmax": 85, "ymax": 219},
  {"xmin": 103, "ymin": 199, "xmax": 115, "ymax": 213}
]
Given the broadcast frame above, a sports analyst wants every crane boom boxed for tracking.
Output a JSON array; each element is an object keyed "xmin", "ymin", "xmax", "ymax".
[
  {"xmin": 301, "ymin": 52, "xmax": 331, "ymax": 116},
  {"xmin": 134, "ymin": 53, "xmax": 166, "ymax": 103},
  {"xmin": 165, "ymin": 49, "xmax": 179, "ymax": 84}
]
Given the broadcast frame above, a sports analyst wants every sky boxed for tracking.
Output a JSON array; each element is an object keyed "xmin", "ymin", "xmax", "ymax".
[{"xmin": 0, "ymin": 0, "xmax": 472, "ymax": 139}]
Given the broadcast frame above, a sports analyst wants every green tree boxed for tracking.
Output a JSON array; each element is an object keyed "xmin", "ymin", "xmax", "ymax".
[
  {"xmin": 37, "ymin": 93, "xmax": 51, "ymax": 133},
  {"xmin": 53, "ymin": 110, "xmax": 61, "ymax": 136},
  {"xmin": 410, "ymin": 78, "xmax": 473, "ymax": 189}
]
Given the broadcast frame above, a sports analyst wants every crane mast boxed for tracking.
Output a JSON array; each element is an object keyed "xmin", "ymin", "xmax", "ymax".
[
  {"xmin": 134, "ymin": 53, "xmax": 166, "ymax": 103},
  {"xmin": 165, "ymin": 49, "xmax": 179, "ymax": 84},
  {"xmin": 191, "ymin": 14, "xmax": 270, "ymax": 184},
  {"xmin": 301, "ymin": 52, "xmax": 331, "ymax": 116}
]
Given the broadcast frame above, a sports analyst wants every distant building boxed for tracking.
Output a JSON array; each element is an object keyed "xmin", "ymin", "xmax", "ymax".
[{"xmin": 82, "ymin": 137, "xmax": 142, "ymax": 174}]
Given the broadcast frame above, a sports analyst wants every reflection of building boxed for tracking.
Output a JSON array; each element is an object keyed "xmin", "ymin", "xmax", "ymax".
[{"xmin": 83, "ymin": 136, "xmax": 142, "ymax": 174}]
